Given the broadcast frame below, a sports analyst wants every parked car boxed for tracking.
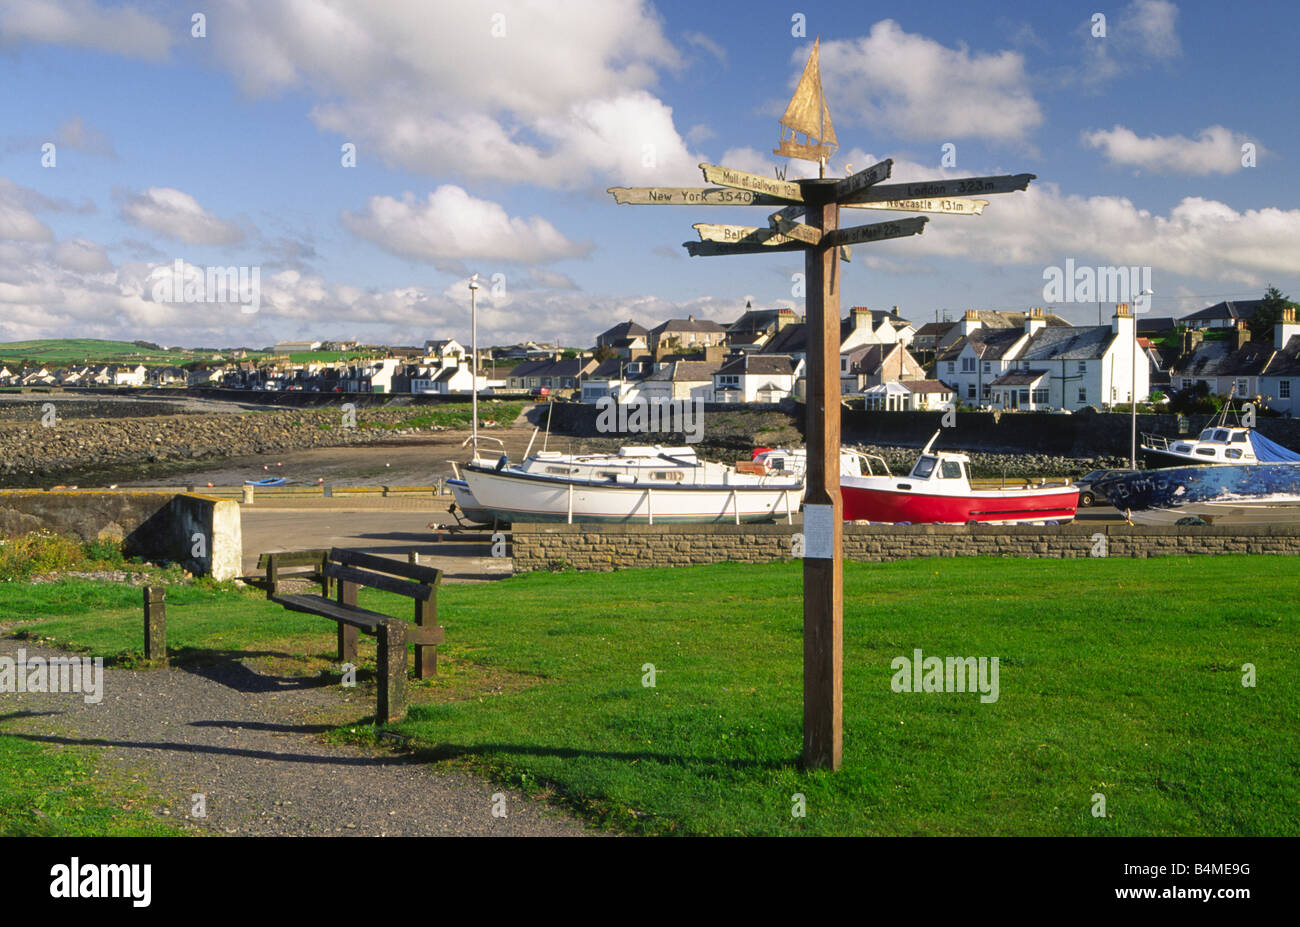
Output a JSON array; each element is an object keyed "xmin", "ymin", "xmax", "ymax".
[{"xmin": 1073, "ymin": 468, "xmax": 1138, "ymax": 507}]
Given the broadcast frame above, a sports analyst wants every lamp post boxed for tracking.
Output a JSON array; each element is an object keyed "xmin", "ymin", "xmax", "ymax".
[
  {"xmin": 1131, "ymin": 288, "xmax": 1154, "ymax": 469},
  {"xmin": 469, "ymin": 274, "xmax": 480, "ymax": 459}
]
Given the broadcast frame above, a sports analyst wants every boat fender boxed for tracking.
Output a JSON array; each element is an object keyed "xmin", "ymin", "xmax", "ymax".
[{"xmin": 496, "ymin": 454, "xmax": 508, "ymax": 471}]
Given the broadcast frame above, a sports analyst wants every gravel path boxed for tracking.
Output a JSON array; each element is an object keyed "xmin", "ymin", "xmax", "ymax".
[{"xmin": 0, "ymin": 638, "xmax": 595, "ymax": 836}]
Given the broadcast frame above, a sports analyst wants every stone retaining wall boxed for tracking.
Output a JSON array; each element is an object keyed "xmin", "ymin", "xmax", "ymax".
[
  {"xmin": 510, "ymin": 522, "xmax": 1300, "ymax": 571},
  {"xmin": 0, "ymin": 490, "xmax": 242, "ymax": 579}
]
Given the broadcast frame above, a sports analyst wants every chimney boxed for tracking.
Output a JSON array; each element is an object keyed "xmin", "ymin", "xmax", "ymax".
[
  {"xmin": 688, "ymin": 314, "xmax": 695, "ymax": 322},
  {"xmin": 777, "ymin": 307, "xmax": 795, "ymax": 331},
  {"xmin": 891, "ymin": 305, "xmax": 900, "ymax": 317},
  {"xmin": 960, "ymin": 309, "xmax": 981, "ymax": 335},
  {"xmin": 1275, "ymin": 306, "xmax": 1300, "ymax": 350},
  {"xmin": 1024, "ymin": 306, "xmax": 1047, "ymax": 336},
  {"xmin": 1180, "ymin": 327, "xmax": 1204, "ymax": 356},
  {"xmin": 1234, "ymin": 319, "xmax": 1251, "ymax": 351},
  {"xmin": 1112, "ymin": 303, "xmax": 1133, "ymax": 336},
  {"xmin": 851, "ymin": 306, "xmax": 872, "ymax": 331}
]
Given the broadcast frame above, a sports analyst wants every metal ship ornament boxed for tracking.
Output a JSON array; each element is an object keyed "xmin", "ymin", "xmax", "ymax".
[
  {"xmin": 605, "ymin": 37, "xmax": 1038, "ymax": 772},
  {"xmin": 774, "ymin": 36, "xmax": 838, "ymax": 174}
]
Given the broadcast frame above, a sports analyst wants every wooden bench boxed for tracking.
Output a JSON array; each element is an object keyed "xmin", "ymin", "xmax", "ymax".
[
  {"xmin": 264, "ymin": 548, "xmax": 445, "ymax": 723},
  {"xmin": 257, "ymin": 549, "xmax": 335, "ymax": 598}
]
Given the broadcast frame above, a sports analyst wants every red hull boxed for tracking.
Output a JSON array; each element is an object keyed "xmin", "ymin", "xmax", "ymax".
[{"xmin": 842, "ymin": 481, "xmax": 1079, "ymax": 524}]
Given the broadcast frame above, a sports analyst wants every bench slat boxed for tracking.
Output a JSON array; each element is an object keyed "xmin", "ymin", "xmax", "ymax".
[
  {"xmin": 257, "ymin": 549, "xmax": 329, "ymax": 569},
  {"xmin": 329, "ymin": 548, "xmax": 443, "ymax": 585},
  {"xmin": 323, "ymin": 562, "xmax": 435, "ymax": 600},
  {"xmin": 270, "ymin": 594, "xmax": 446, "ymax": 644}
]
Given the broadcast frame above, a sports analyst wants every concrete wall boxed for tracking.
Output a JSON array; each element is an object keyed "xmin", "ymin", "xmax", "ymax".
[
  {"xmin": 0, "ymin": 490, "xmax": 242, "ymax": 580},
  {"xmin": 511, "ymin": 521, "xmax": 1300, "ymax": 572}
]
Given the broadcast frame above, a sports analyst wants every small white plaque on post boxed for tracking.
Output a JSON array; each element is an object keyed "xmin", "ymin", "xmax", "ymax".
[{"xmin": 803, "ymin": 504, "xmax": 835, "ymax": 559}]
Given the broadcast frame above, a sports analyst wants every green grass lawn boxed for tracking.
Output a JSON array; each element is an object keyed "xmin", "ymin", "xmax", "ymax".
[{"xmin": 2, "ymin": 557, "xmax": 1297, "ymax": 836}]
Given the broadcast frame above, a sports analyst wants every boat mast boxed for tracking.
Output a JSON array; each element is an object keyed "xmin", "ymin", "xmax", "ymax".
[{"xmin": 468, "ymin": 274, "xmax": 480, "ymax": 459}]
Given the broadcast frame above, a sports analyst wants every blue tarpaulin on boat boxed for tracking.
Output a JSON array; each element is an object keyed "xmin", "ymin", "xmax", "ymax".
[{"xmin": 1248, "ymin": 432, "xmax": 1300, "ymax": 462}]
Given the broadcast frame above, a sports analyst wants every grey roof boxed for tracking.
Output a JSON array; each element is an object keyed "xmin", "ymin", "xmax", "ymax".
[
  {"xmin": 643, "ymin": 360, "xmax": 722, "ymax": 382},
  {"xmin": 715, "ymin": 354, "xmax": 797, "ymax": 377},
  {"xmin": 899, "ymin": 379, "xmax": 952, "ymax": 393},
  {"xmin": 598, "ymin": 320, "xmax": 648, "ymax": 342},
  {"xmin": 433, "ymin": 367, "xmax": 459, "ymax": 383},
  {"xmin": 938, "ymin": 327, "xmax": 1026, "ymax": 362},
  {"xmin": 650, "ymin": 318, "xmax": 727, "ymax": 336},
  {"xmin": 1017, "ymin": 325, "xmax": 1118, "ymax": 362},
  {"xmin": 912, "ymin": 321, "xmax": 953, "ymax": 338},
  {"xmin": 727, "ymin": 308, "xmax": 794, "ymax": 334},
  {"xmin": 1170, "ymin": 339, "xmax": 1272, "ymax": 378},
  {"xmin": 1182, "ymin": 299, "xmax": 1265, "ymax": 323},
  {"xmin": 1263, "ymin": 335, "xmax": 1300, "ymax": 378},
  {"xmin": 761, "ymin": 324, "xmax": 808, "ymax": 355}
]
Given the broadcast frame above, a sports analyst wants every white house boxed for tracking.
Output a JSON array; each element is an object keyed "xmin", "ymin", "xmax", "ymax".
[
  {"xmin": 628, "ymin": 360, "xmax": 719, "ymax": 403},
  {"xmin": 112, "ymin": 364, "xmax": 147, "ymax": 387},
  {"xmin": 711, "ymin": 354, "xmax": 802, "ymax": 403},
  {"xmin": 1002, "ymin": 305, "xmax": 1147, "ymax": 410},
  {"xmin": 1167, "ymin": 321, "xmax": 1273, "ymax": 400},
  {"xmin": 1254, "ymin": 308, "xmax": 1300, "ymax": 415},
  {"xmin": 936, "ymin": 310, "xmax": 1037, "ymax": 405}
]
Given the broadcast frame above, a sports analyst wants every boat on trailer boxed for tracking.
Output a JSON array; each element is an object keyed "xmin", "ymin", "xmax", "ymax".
[
  {"xmin": 459, "ymin": 445, "xmax": 803, "ymax": 525},
  {"xmin": 839, "ymin": 431, "xmax": 1079, "ymax": 525},
  {"xmin": 1091, "ymin": 462, "xmax": 1300, "ymax": 525}
]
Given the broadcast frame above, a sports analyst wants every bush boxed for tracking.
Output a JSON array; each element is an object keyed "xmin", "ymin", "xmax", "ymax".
[{"xmin": 0, "ymin": 532, "xmax": 85, "ymax": 582}]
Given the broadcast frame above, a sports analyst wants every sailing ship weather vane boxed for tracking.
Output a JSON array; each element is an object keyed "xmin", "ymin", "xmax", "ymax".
[
  {"xmin": 773, "ymin": 36, "xmax": 837, "ymax": 177},
  {"xmin": 605, "ymin": 38, "xmax": 1038, "ymax": 773}
]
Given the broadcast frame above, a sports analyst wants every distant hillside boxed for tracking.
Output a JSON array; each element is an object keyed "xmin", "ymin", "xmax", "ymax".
[{"xmin": 0, "ymin": 339, "xmax": 228, "ymax": 368}]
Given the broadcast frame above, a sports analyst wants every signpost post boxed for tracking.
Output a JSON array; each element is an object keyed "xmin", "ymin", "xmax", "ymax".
[{"xmin": 605, "ymin": 38, "xmax": 1037, "ymax": 772}]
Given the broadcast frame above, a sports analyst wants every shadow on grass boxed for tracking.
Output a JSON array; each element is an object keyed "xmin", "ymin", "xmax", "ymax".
[{"xmin": 405, "ymin": 740, "xmax": 793, "ymax": 773}]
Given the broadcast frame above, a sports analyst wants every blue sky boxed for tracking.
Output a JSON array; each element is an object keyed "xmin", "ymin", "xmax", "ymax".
[{"xmin": 1, "ymin": 0, "xmax": 1297, "ymax": 350}]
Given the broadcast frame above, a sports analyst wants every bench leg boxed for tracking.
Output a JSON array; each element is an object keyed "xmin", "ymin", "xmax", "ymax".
[
  {"xmin": 414, "ymin": 598, "xmax": 438, "ymax": 679},
  {"xmin": 337, "ymin": 623, "xmax": 358, "ymax": 663},
  {"xmin": 376, "ymin": 619, "xmax": 407, "ymax": 724}
]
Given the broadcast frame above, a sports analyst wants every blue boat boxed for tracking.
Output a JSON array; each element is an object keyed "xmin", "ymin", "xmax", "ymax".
[
  {"xmin": 1093, "ymin": 463, "xmax": 1300, "ymax": 525},
  {"xmin": 244, "ymin": 477, "xmax": 287, "ymax": 487}
]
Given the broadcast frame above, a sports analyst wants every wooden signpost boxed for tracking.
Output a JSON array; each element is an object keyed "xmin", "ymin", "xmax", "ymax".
[{"xmin": 606, "ymin": 38, "xmax": 1037, "ymax": 772}]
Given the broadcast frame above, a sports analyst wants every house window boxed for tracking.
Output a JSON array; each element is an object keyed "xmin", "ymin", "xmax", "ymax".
[
  {"xmin": 981, "ymin": 385, "xmax": 991, "ymax": 399},
  {"xmin": 982, "ymin": 362, "xmax": 991, "ymax": 373},
  {"xmin": 1019, "ymin": 390, "xmax": 1030, "ymax": 404},
  {"xmin": 961, "ymin": 357, "xmax": 975, "ymax": 372},
  {"xmin": 946, "ymin": 362, "xmax": 955, "ymax": 374},
  {"xmin": 1236, "ymin": 378, "xmax": 1249, "ymax": 396},
  {"xmin": 1032, "ymin": 389, "xmax": 1049, "ymax": 404},
  {"xmin": 1077, "ymin": 361, "xmax": 1087, "ymax": 374},
  {"xmin": 967, "ymin": 385, "xmax": 976, "ymax": 399},
  {"xmin": 1078, "ymin": 387, "xmax": 1087, "ymax": 402},
  {"xmin": 1281, "ymin": 380, "xmax": 1292, "ymax": 399}
]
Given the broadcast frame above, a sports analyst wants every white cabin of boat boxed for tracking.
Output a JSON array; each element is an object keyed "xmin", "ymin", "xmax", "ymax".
[{"xmin": 1148, "ymin": 427, "xmax": 1258, "ymax": 463}]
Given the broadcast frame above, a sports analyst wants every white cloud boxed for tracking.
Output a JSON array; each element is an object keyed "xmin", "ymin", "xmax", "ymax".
[
  {"xmin": 202, "ymin": 0, "xmax": 698, "ymax": 188},
  {"xmin": 1083, "ymin": 125, "xmax": 1260, "ymax": 175},
  {"xmin": 859, "ymin": 155, "xmax": 1300, "ymax": 287},
  {"xmin": 0, "ymin": 179, "xmax": 54, "ymax": 242},
  {"xmin": 54, "ymin": 237, "xmax": 110, "ymax": 272},
  {"xmin": 341, "ymin": 186, "xmax": 593, "ymax": 268},
  {"xmin": 818, "ymin": 22, "xmax": 1043, "ymax": 143},
  {"xmin": 1081, "ymin": 0, "xmax": 1181, "ymax": 86},
  {"xmin": 119, "ymin": 187, "xmax": 245, "ymax": 245},
  {"xmin": 0, "ymin": 0, "xmax": 172, "ymax": 59}
]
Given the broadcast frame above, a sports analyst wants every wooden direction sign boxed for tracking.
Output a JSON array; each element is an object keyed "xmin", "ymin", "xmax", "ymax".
[
  {"xmin": 833, "ymin": 158, "xmax": 892, "ymax": 199},
  {"xmin": 823, "ymin": 216, "xmax": 928, "ymax": 248},
  {"xmin": 699, "ymin": 163, "xmax": 803, "ymax": 202},
  {"xmin": 607, "ymin": 186, "xmax": 788, "ymax": 207},
  {"xmin": 684, "ymin": 239, "xmax": 805, "ymax": 257},
  {"xmin": 845, "ymin": 196, "xmax": 988, "ymax": 216},
  {"xmin": 773, "ymin": 215, "xmax": 822, "ymax": 245},
  {"xmin": 692, "ymin": 223, "xmax": 801, "ymax": 246},
  {"xmin": 841, "ymin": 173, "xmax": 1036, "ymax": 205}
]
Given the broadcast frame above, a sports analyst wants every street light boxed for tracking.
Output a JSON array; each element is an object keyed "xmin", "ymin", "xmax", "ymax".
[
  {"xmin": 1131, "ymin": 288, "xmax": 1154, "ymax": 469},
  {"xmin": 468, "ymin": 273, "xmax": 480, "ymax": 459}
]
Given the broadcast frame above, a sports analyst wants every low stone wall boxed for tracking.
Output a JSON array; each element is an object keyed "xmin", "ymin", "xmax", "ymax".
[
  {"xmin": 0, "ymin": 490, "xmax": 241, "ymax": 579},
  {"xmin": 510, "ymin": 521, "xmax": 1300, "ymax": 571}
]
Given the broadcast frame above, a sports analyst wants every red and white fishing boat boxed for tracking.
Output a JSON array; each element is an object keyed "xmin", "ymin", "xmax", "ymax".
[{"xmin": 840, "ymin": 432, "xmax": 1079, "ymax": 525}]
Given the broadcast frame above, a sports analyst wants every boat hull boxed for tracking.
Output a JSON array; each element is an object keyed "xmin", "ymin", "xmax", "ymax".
[
  {"xmin": 1093, "ymin": 463, "xmax": 1300, "ymax": 520},
  {"xmin": 446, "ymin": 478, "xmax": 493, "ymax": 525},
  {"xmin": 841, "ymin": 478, "xmax": 1079, "ymax": 525},
  {"xmin": 463, "ymin": 466, "xmax": 803, "ymax": 524}
]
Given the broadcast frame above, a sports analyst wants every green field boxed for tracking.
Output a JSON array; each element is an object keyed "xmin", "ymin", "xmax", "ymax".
[
  {"xmin": 2, "ymin": 555, "xmax": 1296, "ymax": 836},
  {"xmin": 0, "ymin": 338, "xmax": 199, "ymax": 368}
]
